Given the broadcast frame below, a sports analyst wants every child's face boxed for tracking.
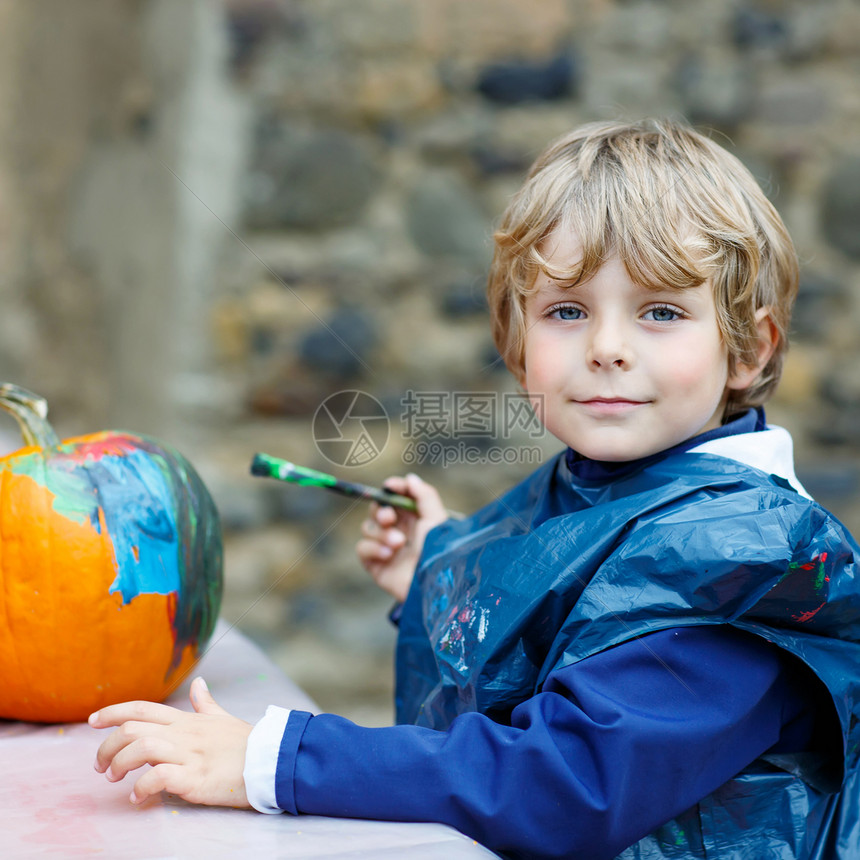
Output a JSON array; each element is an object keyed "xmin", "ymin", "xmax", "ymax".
[{"xmin": 521, "ymin": 229, "xmax": 747, "ymax": 462}]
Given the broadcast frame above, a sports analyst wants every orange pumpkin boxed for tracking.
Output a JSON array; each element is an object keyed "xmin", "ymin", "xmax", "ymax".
[{"xmin": 0, "ymin": 383, "xmax": 223, "ymax": 722}]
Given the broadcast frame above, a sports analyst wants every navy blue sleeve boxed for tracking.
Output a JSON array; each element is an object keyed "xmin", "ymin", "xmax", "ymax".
[{"xmin": 274, "ymin": 626, "xmax": 816, "ymax": 860}]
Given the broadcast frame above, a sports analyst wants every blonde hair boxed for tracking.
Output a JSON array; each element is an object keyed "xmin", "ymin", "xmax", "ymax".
[{"xmin": 488, "ymin": 118, "xmax": 799, "ymax": 416}]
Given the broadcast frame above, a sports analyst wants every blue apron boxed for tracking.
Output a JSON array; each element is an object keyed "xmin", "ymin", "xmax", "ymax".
[{"xmin": 395, "ymin": 451, "xmax": 860, "ymax": 858}]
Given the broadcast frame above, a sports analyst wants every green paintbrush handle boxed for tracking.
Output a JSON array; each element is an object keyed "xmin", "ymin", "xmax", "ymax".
[{"xmin": 250, "ymin": 453, "xmax": 419, "ymax": 512}]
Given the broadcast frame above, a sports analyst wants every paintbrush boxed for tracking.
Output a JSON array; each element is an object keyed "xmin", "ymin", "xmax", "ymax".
[{"xmin": 250, "ymin": 452, "xmax": 419, "ymax": 513}]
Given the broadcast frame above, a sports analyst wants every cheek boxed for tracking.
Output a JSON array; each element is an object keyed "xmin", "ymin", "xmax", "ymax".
[
  {"xmin": 522, "ymin": 329, "xmax": 572, "ymax": 386},
  {"xmin": 522, "ymin": 348, "xmax": 557, "ymax": 393},
  {"xmin": 656, "ymin": 337, "xmax": 729, "ymax": 392}
]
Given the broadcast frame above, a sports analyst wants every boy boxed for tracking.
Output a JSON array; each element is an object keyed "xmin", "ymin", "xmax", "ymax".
[{"xmin": 91, "ymin": 119, "xmax": 860, "ymax": 859}]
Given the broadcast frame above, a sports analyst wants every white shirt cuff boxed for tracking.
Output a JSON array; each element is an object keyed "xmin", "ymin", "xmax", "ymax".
[{"xmin": 243, "ymin": 705, "xmax": 291, "ymax": 814}]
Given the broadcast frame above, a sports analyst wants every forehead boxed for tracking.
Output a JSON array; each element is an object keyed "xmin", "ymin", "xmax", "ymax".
[
  {"xmin": 538, "ymin": 225, "xmax": 584, "ymax": 265},
  {"xmin": 530, "ymin": 218, "xmax": 713, "ymax": 297}
]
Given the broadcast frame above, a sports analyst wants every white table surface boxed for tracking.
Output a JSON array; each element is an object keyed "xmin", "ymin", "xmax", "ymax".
[{"xmin": 1, "ymin": 620, "xmax": 498, "ymax": 859}]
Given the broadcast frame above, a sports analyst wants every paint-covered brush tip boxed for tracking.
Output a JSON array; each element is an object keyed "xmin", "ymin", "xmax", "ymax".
[{"xmin": 250, "ymin": 453, "xmax": 273, "ymax": 477}]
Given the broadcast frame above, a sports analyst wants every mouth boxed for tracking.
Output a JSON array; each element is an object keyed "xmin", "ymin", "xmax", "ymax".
[{"xmin": 575, "ymin": 397, "xmax": 649, "ymax": 414}]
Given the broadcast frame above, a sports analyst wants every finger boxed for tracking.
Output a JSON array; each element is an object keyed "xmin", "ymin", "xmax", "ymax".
[
  {"xmin": 373, "ymin": 503, "xmax": 400, "ymax": 526},
  {"xmin": 106, "ymin": 735, "xmax": 177, "ymax": 783},
  {"xmin": 356, "ymin": 538, "xmax": 393, "ymax": 563},
  {"xmin": 93, "ymin": 720, "xmax": 166, "ymax": 773},
  {"xmin": 129, "ymin": 762, "xmax": 188, "ymax": 805},
  {"xmin": 362, "ymin": 523, "xmax": 406, "ymax": 552},
  {"xmin": 404, "ymin": 473, "xmax": 448, "ymax": 521},
  {"xmin": 89, "ymin": 700, "xmax": 184, "ymax": 730},
  {"xmin": 362, "ymin": 560, "xmax": 385, "ymax": 579},
  {"xmin": 385, "ymin": 527, "xmax": 407, "ymax": 548},
  {"xmin": 189, "ymin": 677, "xmax": 228, "ymax": 717},
  {"xmin": 360, "ymin": 516, "xmax": 406, "ymax": 548},
  {"xmin": 360, "ymin": 516, "xmax": 382, "ymax": 538},
  {"xmin": 361, "ymin": 511, "xmax": 398, "ymax": 537},
  {"xmin": 380, "ymin": 475, "xmax": 409, "ymax": 494}
]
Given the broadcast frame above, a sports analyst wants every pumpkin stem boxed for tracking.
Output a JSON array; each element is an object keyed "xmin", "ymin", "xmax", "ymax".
[{"xmin": 0, "ymin": 383, "xmax": 61, "ymax": 449}]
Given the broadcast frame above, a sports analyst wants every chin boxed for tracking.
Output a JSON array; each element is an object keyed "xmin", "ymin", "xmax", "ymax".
[
  {"xmin": 586, "ymin": 450, "xmax": 641, "ymax": 463},
  {"xmin": 573, "ymin": 440, "xmax": 659, "ymax": 462}
]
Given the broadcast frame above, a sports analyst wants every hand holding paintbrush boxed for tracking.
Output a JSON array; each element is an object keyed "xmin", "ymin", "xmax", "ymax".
[
  {"xmin": 355, "ymin": 471, "xmax": 450, "ymax": 601},
  {"xmin": 250, "ymin": 453, "xmax": 449, "ymax": 601}
]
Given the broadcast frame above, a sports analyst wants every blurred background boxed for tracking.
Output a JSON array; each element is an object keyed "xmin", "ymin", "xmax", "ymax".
[{"xmin": 1, "ymin": 0, "xmax": 860, "ymax": 726}]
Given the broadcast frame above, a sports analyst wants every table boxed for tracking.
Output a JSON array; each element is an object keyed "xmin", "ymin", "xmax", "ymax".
[{"xmin": 1, "ymin": 621, "xmax": 498, "ymax": 859}]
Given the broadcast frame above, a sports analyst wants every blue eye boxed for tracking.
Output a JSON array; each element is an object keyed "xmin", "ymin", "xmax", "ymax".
[
  {"xmin": 551, "ymin": 305, "xmax": 583, "ymax": 321},
  {"xmin": 644, "ymin": 306, "xmax": 681, "ymax": 322}
]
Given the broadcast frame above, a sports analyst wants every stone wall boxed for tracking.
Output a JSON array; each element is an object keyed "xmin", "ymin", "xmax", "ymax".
[{"xmin": 2, "ymin": 0, "xmax": 860, "ymax": 723}]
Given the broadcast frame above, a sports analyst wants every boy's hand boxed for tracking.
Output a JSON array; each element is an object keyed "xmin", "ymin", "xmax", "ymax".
[
  {"xmin": 89, "ymin": 677, "xmax": 252, "ymax": 809},
  {"xmin": 356, "ymin": 473, "xmax": 448, "ymax": 603}
]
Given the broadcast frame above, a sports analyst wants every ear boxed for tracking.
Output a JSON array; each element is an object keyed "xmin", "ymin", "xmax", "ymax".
[{"xmin": 726, "ymin": 308, "xmax": 779, "ymax": 392}]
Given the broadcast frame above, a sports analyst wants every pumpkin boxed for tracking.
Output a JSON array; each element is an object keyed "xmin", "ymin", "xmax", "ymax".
[{"xmin": 0, "ymin": 383, "xmax": 223, "ymax": 722}]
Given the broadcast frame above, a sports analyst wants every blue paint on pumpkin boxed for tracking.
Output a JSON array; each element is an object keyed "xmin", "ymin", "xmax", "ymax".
[{"xmin": 89, "ymin": 449, "xmax": 181, "ymax": 603}]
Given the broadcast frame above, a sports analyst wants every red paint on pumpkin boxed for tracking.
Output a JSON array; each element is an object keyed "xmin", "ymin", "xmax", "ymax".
[{"xmin": 54, "ymin": 432, "xmax": 140, "ymax": 463}]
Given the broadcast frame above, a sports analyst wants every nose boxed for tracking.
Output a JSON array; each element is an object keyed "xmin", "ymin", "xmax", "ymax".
[{"xmin": 586, "ymin": 318, "xmax": 633, "ymax": 369}]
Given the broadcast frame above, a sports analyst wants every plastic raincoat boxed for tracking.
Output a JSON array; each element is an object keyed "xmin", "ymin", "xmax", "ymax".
[{"xmin": 395, "ymin": 428, "xmax": 860, "ymax": 858}]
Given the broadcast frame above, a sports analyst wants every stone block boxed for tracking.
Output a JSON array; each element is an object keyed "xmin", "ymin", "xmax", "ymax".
[
  {"xmin": 792, "ymin": 272, "xmax": 849, "ymax": 340},
  {"xmin": 774, "ymin": 347, "xmax": 817, "ymax": 407},
  {"xmin": 821, "ymin": 157, "xmax": 860, "ymax": 260},
  {"xmin": 441, "ymin": 278, "xmax": 489, "ymax": 318},
  {"xmin": 405, "ymin": 170, "xmax": 492, "ymax": 265},
  {"xmin": 733, "ymin": 6, "xmax": 789, "ymax": 51},
  {"xmin": 353, "ymin": 58, "xmax": 445, "ymax": 120},
  {"xmin": 757, "ymin": 79, "xmax": 829, "ymax": 126},
  {"xmin": 476, "ymin": 51, "xmax": 577, "ymax": 105},
  {"xmin": 796, "ymin": 462, "xmax": 860, "ymax": 504},
  {"xmin": 245, "ymin": 125, "xmax": 382, "ymax": 231},
  {"xmin": 674, "ymin": 53, "xmax": 753, "ymax": 128},
  {"xmin": 298, "ymin": 309, "xmax": 378, "ymax": 378}
]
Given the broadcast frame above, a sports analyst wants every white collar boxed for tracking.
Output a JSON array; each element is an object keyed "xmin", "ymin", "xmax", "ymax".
[{"xmin": 687, "ymin": 425, "xmax": 812, "ymax": 499}]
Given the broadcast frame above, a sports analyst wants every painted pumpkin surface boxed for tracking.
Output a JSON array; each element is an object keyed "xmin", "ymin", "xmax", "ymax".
[{"xmin": 0, "ymin": 384, "xmax": 222, "ymax": 722}]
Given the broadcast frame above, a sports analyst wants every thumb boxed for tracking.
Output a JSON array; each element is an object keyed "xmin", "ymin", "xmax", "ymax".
[
  {"xmin": 405, "ymin": 473, "xmax": 448, "ymax": 523},
  {"xmin": 189, "ymin": 676, "xmax": 228, "ymax": 716}
]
